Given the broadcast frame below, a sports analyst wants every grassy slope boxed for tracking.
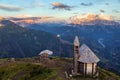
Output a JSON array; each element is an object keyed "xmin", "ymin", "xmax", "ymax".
[
  {"xmin": 0, "ymin": 62, "xmax": 56, "ymax": 80},
  {"xmin": 0, "ymin": 57, "xmax": 120, "ymax": 80}
]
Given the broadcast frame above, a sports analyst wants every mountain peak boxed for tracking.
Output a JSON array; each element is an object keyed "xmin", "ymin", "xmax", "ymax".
[
  {"xmin": 98, "ymin": 13, "xmax": 111, "ymax": 20},
  {"xmin": 0, "ymin": 16, "xmax": 5, "ymax": 26},
  {"xmin": 0, "ymin": 16, "xmax": 5, "ymax": 21},
  {"xmin": 68, "ymin": 13, "xmax": 113, "ymax": 25}
]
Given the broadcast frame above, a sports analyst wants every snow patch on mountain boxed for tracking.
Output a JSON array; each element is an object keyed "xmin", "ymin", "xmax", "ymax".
[{"xmin": 68, "ymin": 13, "xmax": 119, "ymax": 25}]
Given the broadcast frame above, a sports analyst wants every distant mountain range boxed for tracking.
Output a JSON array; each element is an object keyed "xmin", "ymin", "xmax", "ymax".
[
  {"xmin": 1, "ymin": 15, "xmax": 120, "ymax": 74},
  {"xmin": 6, "ymin": 13, "xmax": 120, "ymax": 27},
  {"xmin": 68, "ymin": 13, "xmax": 113, "ymax": 25},
  {"xmin": 7, "ymin": 16, "xmax": 66, "ymax": 27}
]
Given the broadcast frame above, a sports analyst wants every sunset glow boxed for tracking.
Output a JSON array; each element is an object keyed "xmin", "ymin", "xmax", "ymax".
[{"xmin": 0, "ymin": 0, "xmax": 119, "ymax": 21}]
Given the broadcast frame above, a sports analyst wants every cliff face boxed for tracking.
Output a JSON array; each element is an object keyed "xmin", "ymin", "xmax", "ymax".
[{"xmin": 0, "ymin": 57, "xmax": 120, "ymax": 80}]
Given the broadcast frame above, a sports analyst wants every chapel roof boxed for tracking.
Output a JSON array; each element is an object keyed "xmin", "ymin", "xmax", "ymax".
[{"xmin": 78, "ymin": 44, "xmax": 100, "ymax": 63}]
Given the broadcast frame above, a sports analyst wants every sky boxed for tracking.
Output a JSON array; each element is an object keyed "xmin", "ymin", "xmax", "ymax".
[{"xmin": 0, "ymin": 0, "xmax": 120, "ymax": 20}]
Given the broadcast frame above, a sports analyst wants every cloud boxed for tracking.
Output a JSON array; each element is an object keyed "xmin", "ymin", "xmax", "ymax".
[
  {"xmin": 51, "ymin": 2, "xmax": 72, "ymax": 11},
  {"xmin": 15, "ymin": 14, "xmax": 33, "ymax": 18},
  {"xmin": 0, "ymin": 4, "xmax": 22, "ymax": 11},
  {"xmin": 8, "ymin": 16, "xmax": 54, "ymax": 21},
  {"xmin": 100, "ymin": 9, "xmax": 105, "ymax": 13},
  {"xmin": 73, "ymin": 12, "xmax": 79, "ymax": 14},
  {"xmin": 80, "ymin": 2, "xmax": 93, "ymax": 6},
  {"xmin": 32, "ymin": 0, "xmax": 44, "ymax": 7},
  {"xmin": 33, "ymin": 3, "xmax": 44, "ymax": 7},
  {"xmin": 112, "ymin": 9, "xmax": 119, "ymax": 13},
  {"xmin": 105, "ymin": 3, "xmax": 109, "ymax": 5}
]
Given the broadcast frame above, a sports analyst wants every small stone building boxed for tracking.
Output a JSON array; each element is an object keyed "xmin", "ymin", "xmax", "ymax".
[
  {"xmin": 73, "ymin": 36, "xmax": 100, "ymax": 76},
  {"xmin": 11, "ymin": 58, "xmax": 15, "ymax": 62},
  {"xmin": 38, "ymin": 50, "xmax": 53, "ymax": 61}
]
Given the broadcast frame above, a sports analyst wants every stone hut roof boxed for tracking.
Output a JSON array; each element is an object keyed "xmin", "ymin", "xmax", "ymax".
[
  {"xmin": 38, "ymin": 50, "xmax": 53, "ymax": 55},
  {"xmin": 78, "ymin": 44, "xmax": 100, "ymax": 63}
]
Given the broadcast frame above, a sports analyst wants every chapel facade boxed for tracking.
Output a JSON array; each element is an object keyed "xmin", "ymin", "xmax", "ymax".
[{"xmin": 73, "ymin": 36, "xmax": 100, "ymax": 76}]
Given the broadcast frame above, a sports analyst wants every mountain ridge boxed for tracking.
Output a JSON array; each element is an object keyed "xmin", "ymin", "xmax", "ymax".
[
  {"xmin": 68, "ymin": 13, "xmax": 120, "ymax": 26},
  {"xmin": 0, "ymin": 19, "xmax": 73, "ymax": 58},
  {"xmin": 1, "ymin": 14, "xmax": 120, "ymax": 28}
]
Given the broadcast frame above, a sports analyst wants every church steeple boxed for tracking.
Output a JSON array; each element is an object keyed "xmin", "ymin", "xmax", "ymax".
[
  {"xmin": 74, "ymin": 36, "xmax": 80, "ymax": 46},
  {"xmin": 73, "ymin": 36, "xmax": 80, "ymax": 74}
]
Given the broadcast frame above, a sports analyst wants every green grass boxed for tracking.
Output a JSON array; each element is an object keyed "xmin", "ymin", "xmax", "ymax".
[
  {"xmin": 98, "ymin": 67, "xmax": 120, "ymax": 80},
  {"xmin": 0, "ymin": 62, "xmax": 57, "ymax": 80},
  {"xmin": 56, "ymin": 77, "xmax": 63, "ymax": 80}
]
